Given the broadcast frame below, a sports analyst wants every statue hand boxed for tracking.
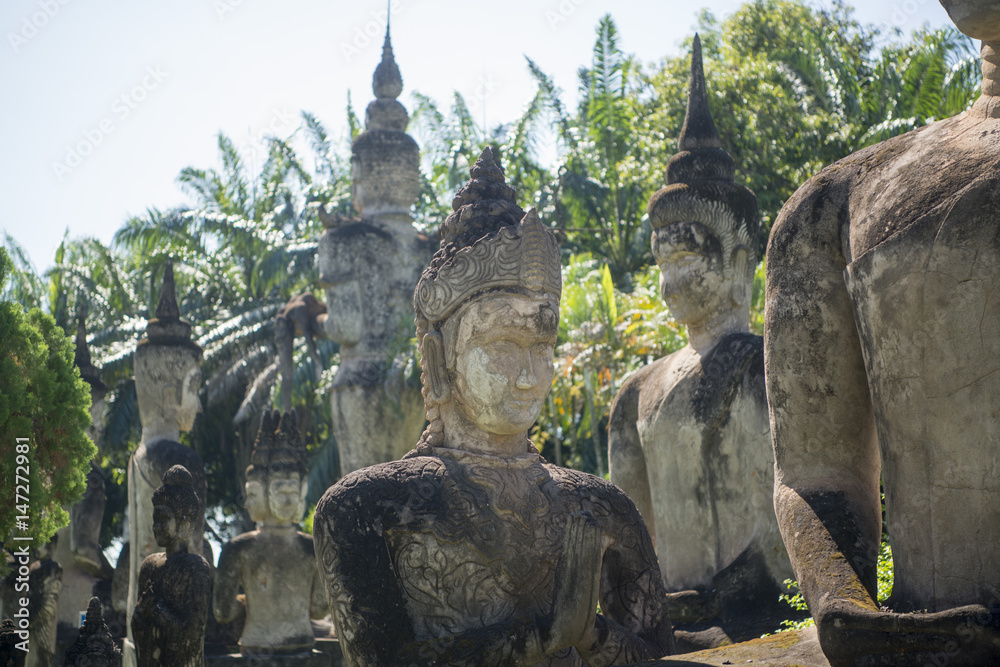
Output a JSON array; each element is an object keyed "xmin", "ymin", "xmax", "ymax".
[
  {"xmin": 816, "ymin": 599, "xmax": 1000, "ymax": 666},
  {"xmin": 544, "ymin": 511, "xmax": 605, "ymax": 656}
]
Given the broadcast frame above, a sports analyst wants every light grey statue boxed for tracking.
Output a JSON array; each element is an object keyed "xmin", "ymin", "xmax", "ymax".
[
  {"xmin": 764, "ymin": 1, "xmax": 1000, "ymax": 664},
  {"xmin": 214, "ymin": 410, "xmax": 327, "ymax": 659},
  {"xmin": 608, "ymin": 36, "xmax": 795, "ymax": 650}
]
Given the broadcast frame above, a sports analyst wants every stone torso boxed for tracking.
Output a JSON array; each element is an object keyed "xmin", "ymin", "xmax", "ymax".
[
  {"xmin": 626, "ymin": 334, "xmax": 784, "ymax": 591},
  {"xmin": 132, "ymin": 551, "xmax": 210, "ymax": 667},
  {"xmin": 836, "ymin": 101, "xmax": 1000, "ymax": 612},
  {"xmin": 217, "ymin": 529, "xmax": 320, "ymax": 652},
  {"xmin": 316, "ymin": 448, "xmax": 670, "ymax": 666}
]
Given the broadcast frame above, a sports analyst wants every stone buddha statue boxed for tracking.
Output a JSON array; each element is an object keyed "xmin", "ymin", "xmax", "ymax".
[
  {"xmin": 214, "ymin": 409, "xmax": 328, "ymax": 658},
  {"xmin": 64, "ymin": 597, "xmax": 121, "ymax": 667},
  {"xmin": 276, "ymin": 24, "xmax": 431, "ymax": 477},
  {"xmin": 131, "ymin": 465, "xmax": 210, "ymax": 667},
  {"xmin": 313, "ymin": 148, "xmax": 674, "ymax": 667},
  {"xmin": 764, "ymin": 2, "xmax": 1000, "ymax": 664},
  {"xmin": 608, "ymin": 36, "xmax": 794, "ymax": 649},
  {"xmin": 54, "ymin": 310, "xmax": 114, "ymax": 648},
  {"xmin": 124, "ymin": 261, "xmax": 208, "ymax": 665}
]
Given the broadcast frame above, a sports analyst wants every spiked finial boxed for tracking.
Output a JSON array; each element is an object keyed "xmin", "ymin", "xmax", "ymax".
[
  {"xmin": 439, "ymin": 147, "xmax": 524, "ymax": 248},
  {"xmin": 678, "ymin": 34, "xmax": 722, "ymax": 152},
  {"xmin": 372, "ymin": 23, "xmax": 403, "ymax": 100},
  {"xmin": 141, "ymin": 258, "xmax": 200, "ymax": 351},
  {"xmin": 63, "ymin": 597, "xmax": 121, "ymax": 666}
]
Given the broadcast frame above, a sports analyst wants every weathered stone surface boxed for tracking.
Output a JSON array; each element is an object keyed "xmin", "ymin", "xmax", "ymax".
[
  {"xmin": 214, "ymin": 410, "xmax": 328, "ymax": 656},
  {"xmin": 56, "ymin": 313, "xmax": 113, "ymax": 655},
  {"xmin": 314, "ymin": 149, "xmax": 673, "ymax": 666},
  {"xmin": 131, "ymin": 466, "xmax": 210, "ymax": 667},
  {"xmin": 630, "ymin": 627, "xmax": 829, "ymax": 666},
  {"xmin": 276, "ymin": 25, "xmax": 432, "ymax": 477},
  {"xmin": 124, "ymin": 261, "xmax": 208, "ymax": 666},
  {"xmin": 764, "ymin": 3, "xmax": 1000, "ymax": 665},
  {"xmin": 0, "ymin": 618, "xmax": 26, "ymax": 667},
  {"xmin": 64, "ymin": 597, "xmax": 121, "ymax": 667},
  {"xmin": 609, "ymin": 36, "xmax": 795, "ymax": 650}
]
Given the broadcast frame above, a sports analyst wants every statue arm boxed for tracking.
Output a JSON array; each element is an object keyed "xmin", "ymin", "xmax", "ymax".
[
  {"xmin": 607, "ymin": 376, "xmax": 655, "ymax": 545},
  {"xmin": 212, "ymin": 542, "xmax": 244, "ymax": 624},
  {"xmin": 578, "ymin": 491, "xmax": 674, "ymax": 666},
  {"xmin": 765, "ymin": 187, "xmax": 1000, "ymax": 665}
]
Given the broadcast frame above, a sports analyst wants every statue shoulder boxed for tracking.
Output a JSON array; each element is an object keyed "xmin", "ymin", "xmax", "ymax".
[
  {"xmin": 315, "ymin": 457, "xmax": 446, "ymax": 526},
  {"xmin": 610, "ymin": 353, "xmax": 677, "ymax": 416},
  {"xmin": 548, "ymin": 465, "xmax": 641, "ymax": 520}
]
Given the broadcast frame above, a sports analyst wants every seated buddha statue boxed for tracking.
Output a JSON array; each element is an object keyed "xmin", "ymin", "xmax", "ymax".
[{"xmin": 312, "ymin": 148, "xmax": 674, "ymax": 667}]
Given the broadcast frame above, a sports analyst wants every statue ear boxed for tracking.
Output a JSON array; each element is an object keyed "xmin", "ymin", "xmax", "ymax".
[
  {"xmin": 730, "ymin": 247, "xmax": 750, "ymax": 307},
  {"xmin": 422, "ymin": 332, "xmax": 450, "ymax": 403}
]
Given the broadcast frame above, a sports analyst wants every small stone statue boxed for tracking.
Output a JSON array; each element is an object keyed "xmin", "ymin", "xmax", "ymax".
[
  {"xmin": 124, "ymin": 260, "xmax": 208, "ymax": 665},
  {"xmin": 63, "ymin": 597, "xmax": 121, "ymax": 667},
  {"xmin": 25, "ymin": 540, "xmax": 62, "ymax": 667},
  {"xmin": 608, "ymin": 35, "xmax": 795, "ymax": 649},
  {"xmin": 313, "ymin": 149, "xmax": 674, "ymax": 667},
  {"xmin": 276, "ymin": 23, "xmax": 432, "ymax": 477},
  {"xmin": 131, "ymin": 466, "xmax": 210, "ymax": 667},
  {"xmin": 214, "ymin": 410, "xmax": 328, "ymax": 657},
  {"xmin": 764, "ymin": 1, "xmax": 1000, "ymax": 665}
]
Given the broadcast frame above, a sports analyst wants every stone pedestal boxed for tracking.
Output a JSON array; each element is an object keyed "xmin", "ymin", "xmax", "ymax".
[{"xmin": 630, "ymin": 627, "xmax": 829, "ymax": 666}]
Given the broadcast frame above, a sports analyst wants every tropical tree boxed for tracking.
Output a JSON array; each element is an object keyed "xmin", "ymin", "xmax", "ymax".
[{"xmin": 1, "ymin": 247, "xmax": 96, "ymax": 560}]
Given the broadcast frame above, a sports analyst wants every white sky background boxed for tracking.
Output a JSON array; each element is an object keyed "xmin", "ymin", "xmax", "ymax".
[{"xmin": 2, "ymin": 0, "xmax": 953, "ymax": 275}]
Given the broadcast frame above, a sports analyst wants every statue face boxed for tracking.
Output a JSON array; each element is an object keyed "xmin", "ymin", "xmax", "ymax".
[
  {"xmin": 267, "ymin": 471, "xmax": 304, "ymax": 524},
  {"xmin": 940, "ymin": 0, "xmax": 1000, "ymax": 40},
  {"xmin": 450, "ymin": 294, "xmax": 558, "ymax": 437},
  {"xmin": 244, "ymin": 478, "xmax": 268, "ymax": 523},
  {"xmin": 652, "ymin": 221, "xmax": 739, "ymax": 325},
  {"xmin": 152, "ymin": 504, "xmax": 177, "ymax": 547}
]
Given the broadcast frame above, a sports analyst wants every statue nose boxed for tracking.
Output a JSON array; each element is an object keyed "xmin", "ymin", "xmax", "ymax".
[{"xmin": 515, "ymin": 366, "xmax": 536, "ymax": 389}]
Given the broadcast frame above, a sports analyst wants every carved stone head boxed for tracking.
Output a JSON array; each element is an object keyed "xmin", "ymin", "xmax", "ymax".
[
  {"xmin": 64, "ymin": 597, "xmax": 121, "ymax": 667},
  {"xmin": 134, "ymin": 261, "xmax": 202, "ymax": 433},
  {"xmin": 245, "ymin": 410, "xmax": 308, "ymax": 525},
  {"xmin": 647, "ymin": 35, "xmax": 759, "ymax": 327},
  {"xmin": 351, "ymin": 26, "xmax": 420, "ymax": 219},
  {"xmin": 413, "ymin": 148, "xmax": 561, "ymax": 448},
  {"xmin": 151, "ymin": 465, "xmax": 200, "ymax": 550}
]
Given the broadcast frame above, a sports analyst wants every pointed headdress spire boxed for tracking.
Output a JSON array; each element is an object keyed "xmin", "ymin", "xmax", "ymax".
[{"xmin": 141, "ymin": 258, "xmax": 201, "ymax": 352}]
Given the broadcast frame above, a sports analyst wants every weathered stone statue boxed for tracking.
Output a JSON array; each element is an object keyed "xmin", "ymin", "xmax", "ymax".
[
  {"xmin": 764, "ymin": 2, "xmax": 1000, "ymax": 665},
  {"xmin": 276, "ymin": 24, "xmax": 431, "ymax": 476},
  {"xmin": 214, "ymin": 410, "xmax": 328, "ymax": 660},
  {"xmin": 54, "ymin": 312, "xmax": 113, "ymax": 650},
  {"xmin": 0, "ymin": 618, "xmax": 25, "ymax": 667},
  {"xmin": 131, "ymin": 466, "xmax": 210, "ymax": 667},
  {"xmin": 607, "ymin": 36, "xmax": 794, "ymax": 650},
  {"xmin": 64, "ymin": 597, "xmax": 121, "ymax": 667},
  {"xmin": 124, "ymin": 261, "xmax": 208, "ymax": 665},
  {"xmin": 24, "ymin": 541, "xmax": 61, "ymax": 667},
  {"xmin": 313, "ymin": 148, "xmax": 674, "ymax": 667}
]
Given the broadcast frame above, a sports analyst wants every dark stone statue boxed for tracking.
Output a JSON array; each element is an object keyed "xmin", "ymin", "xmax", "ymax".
[
  {"xmin": 63, "ymin": 598, "xmax": 121, "ymax": 667},
  {"xmin": 131, "ymin": 466, "xmax": 210, "ymax": 667}
]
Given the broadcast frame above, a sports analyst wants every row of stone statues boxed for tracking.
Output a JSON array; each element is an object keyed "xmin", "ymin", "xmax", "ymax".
[{"xmin": 7, "ymin": 1, "xmax": 997, "ymax": 664}]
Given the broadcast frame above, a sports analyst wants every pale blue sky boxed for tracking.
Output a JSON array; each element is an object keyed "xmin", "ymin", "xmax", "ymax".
[{"xmin": 2, "ymin": 0, "xmax": 952, "ymax": 274}]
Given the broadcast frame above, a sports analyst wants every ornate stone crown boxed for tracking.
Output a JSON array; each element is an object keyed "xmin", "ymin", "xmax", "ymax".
[
  {"xmin": 415, "ymin": 209, "xmax": 560, "ymax": 323},
  {"xmin": 248, "ymin": 409, "xmax": 308, "ymax": 478}
]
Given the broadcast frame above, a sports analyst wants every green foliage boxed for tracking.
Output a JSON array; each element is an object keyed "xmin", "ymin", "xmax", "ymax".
[
  {"xmin": 774, "ymin": 539, "xmax": 894, "ymax": 633},
  {"xmin": 0, "ymin": 247, "xmax": 96, "ymax": 556}
]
